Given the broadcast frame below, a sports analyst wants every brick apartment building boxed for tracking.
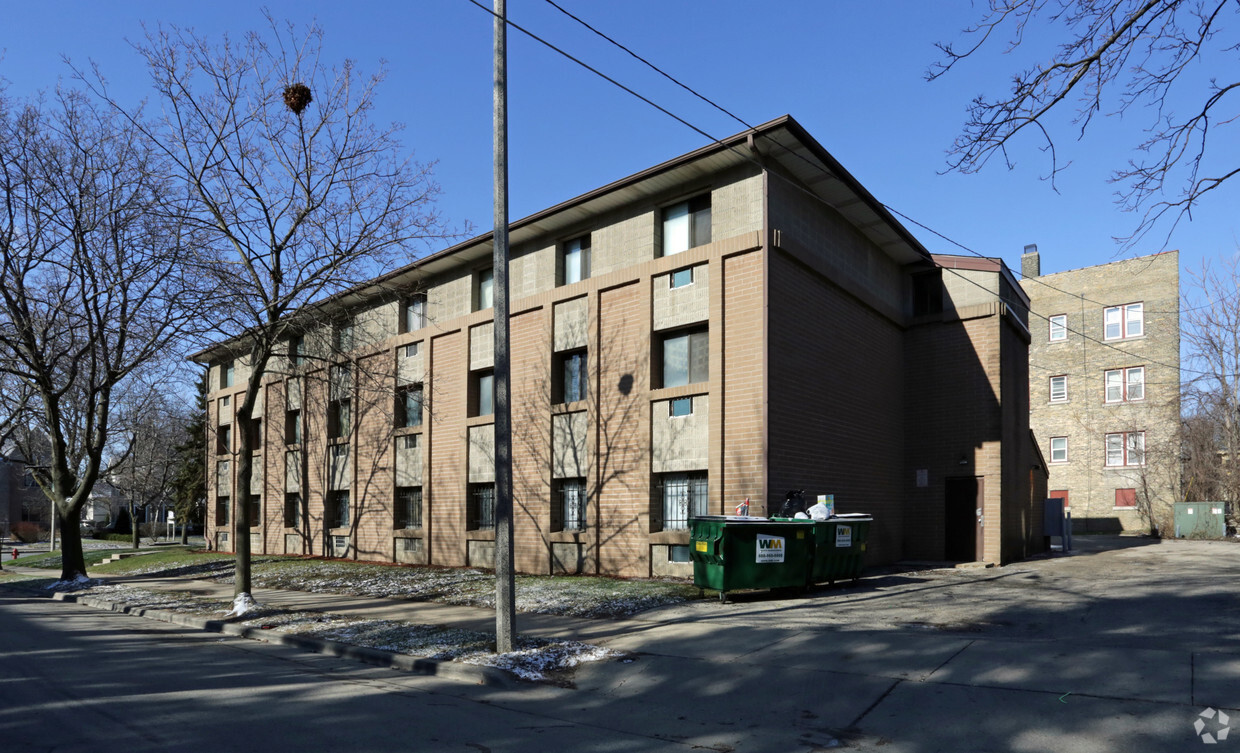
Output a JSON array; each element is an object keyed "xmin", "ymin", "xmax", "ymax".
[
  {"xmin": 1023, "ymin": 247, "xmax": 1181, "ymax": 533},
  {"xmin": 199, "ymin": 115, "xmax": 1047, "ymax": 577}
]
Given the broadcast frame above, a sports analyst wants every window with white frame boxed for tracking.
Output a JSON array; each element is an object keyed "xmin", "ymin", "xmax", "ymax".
[
  {"xmin": 1049, "ymin": 375, "xmax": 1068, "ymax": 403},
  {"xmin": 1049, "ymin": 436, "xmax": 1068, "ymax": 463},
  {"xmin": 560, "ymin": 236, "xmax": 590, "ymax": 285},
  {"xmin": 1104, "ymin": 367, "xmax": 1145, "ymax": 403},
  {"xmin": 661, "ymin": 195, "xmax": 711, "ymax": 256},
  {"xmin": 670, "ymin": 267, "xmax": 694, "ymax": 289},
  {"xmin": 1104, "ymin": 303, "xmax": 1143, "ymax": 340},
  {"xmin": 1105, "ymin": 431, "xmax": 1145, "ymax": 467},
  {"xmin": 220, "ymin": 360, "xmax": 234, "ymax": 388},
  {"xmin": 1048, "ymin": 314, "xmax": 1067, "ymax": 342}
]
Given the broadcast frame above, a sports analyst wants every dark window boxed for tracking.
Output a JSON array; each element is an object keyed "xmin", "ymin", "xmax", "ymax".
[
  {"xmin": 912, "ymin": 270, "xmax": 943, "ymax": 316},
  {"xmin": 328, "ymin": 398, "xmax": 351, "ymax": 439},
  {"xmin": 284, "ymin": 492, "xmax": 301, "ymax": 528},
  {"xmin": 334, "ymin": 322, "xmax": 354, "ymax": 352},
  {"xmin": 396, "ymin": 487, "xmax": 423, "ymax": 530},
  {"xmin": 217, "ymin": 424, "xmax": 231, "ymax": 455},
  {"xmin": 248, "ymin": 495, "xmax": 261, "ymax": 524},
  {"xmin": 396, "ymin": 384, "xmax": 424, "ymax": 428},
  {"xmin": 215, "ymin": 496, "xmax": 230, "ymax": 526},
  {"xmin": 247, "ymin": 418, "xmax": 262, "ymax": 450},
  {"xmin": 661, "ymin": 194, "xmax": 711, "ymax": 256},
  {"xmin": 658, "ymin": 328, "xmax": 709, "ymax": 388},
  {"xmin": 289, "ymin": 336, "xmax": 305, "ymax": 366},
  {"xmin": 220, "ymin": 361, "xmax": 234, "ymax": 389},
  {"xmin": 331, "ymin": 490, "xmax": 350, "ymax": 528},
  {"xmin": 285, "ymin": 410, "xmax": 302, "ymax": 445},
  {"xmin": 555, "ymin": 350, "xmax": 587, "ymax": 404},
  {"xmin": 469, "ymin": 484, "xmax": 495, "ymax": 530},
  {"xmin": 471, "ymin": 370, "xmax": 494, "ymax": 417},
  {"xmin": 552, "ymin": 478, "xmax": 587, "ymax": 532},
  {"xmin": 656, "ymin": 472, "xmax": 708, "ymax": 531}
]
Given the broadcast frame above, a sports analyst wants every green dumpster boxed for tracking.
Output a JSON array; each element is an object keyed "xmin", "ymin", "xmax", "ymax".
[
  {"xmin": 690, "ymin": 516, "xmax": 814, "ymax": 598},
  {"xmin": 809, "ymin": 514, "xmax": 872, "ymax": 584}
]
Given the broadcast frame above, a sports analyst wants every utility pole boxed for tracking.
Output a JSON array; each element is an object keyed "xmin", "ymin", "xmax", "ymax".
[{"xmin": 492, "ymin": 0, "xmax": 517, "ymax": 654}]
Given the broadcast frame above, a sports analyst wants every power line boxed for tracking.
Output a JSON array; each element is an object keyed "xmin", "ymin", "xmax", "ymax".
[{"xmin": 467, "ymin": 0, "xmax": 1238, "ymax": 382}]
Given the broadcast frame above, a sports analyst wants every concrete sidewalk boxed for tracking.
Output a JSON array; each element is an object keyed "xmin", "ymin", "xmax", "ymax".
[{"xmin": 9, "ymin": 536, "xmax": 1240, "ymax": 752}]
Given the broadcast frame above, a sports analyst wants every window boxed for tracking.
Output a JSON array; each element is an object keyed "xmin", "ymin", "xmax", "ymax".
[
  {"xmin": 658, "ymin": 472, "xmax": 708, "ymax": 530},
  {"xmin": 912, "ymin": 271, "xmax": 943, "ymax": 316},
  {"xmin": 404, "ymin": 342, "xmax": 420, "ymax": 358},
  {"xmin": 560, "ymin": 236, "xmax": 590, "ymax": 285},
  {"xmin": 659, "ymin": 328, "xmax": 708, "ymax": 388},
  {"xmin": 402, "ymin": 294, "xmax": 427, "ymax": 333},
  {"xmin": 555, "ymin": 350, "xmax": 587, "ymax": 404},
  {"xmin": 1049, "ymin": 375, "xmax": 1068, "ymax": 403},
  {"xmin": 215, "ymin": 496, "xmax": 230, "ymax": 526},
  {"xmin": 285, "ymin": 410, "xmax": 302, "ymax": 445},
  {"xmin": 1105, "ymin": 431, "xmax": 1145, "ymax": 467},
  {"xmin": 1105, "ymin": 367, "xmax": 1145, "ymax": 403},
  {"xmin": 247, "ymin": 418, "xmax": 262, "ymax": 450},
  {"xmin": 248, "ymin": 495, "xmax": 261, "ymax": 524},
  {"xmin": 399, "ymin": 434, "xmax": 419, "ymax": 451},
  {"xmin": 220, "ymin": 360, "xmax": 234, "ymax": 389},
  {"xmin": 1048, "ymin": 314, "xmax": 1067, "ymax": 342},
  {"xmin": 554, "ymin": 478, "xmax": 587, "ymax": 532},
  {"xmin": 1115, "ymin": 488, "xmax": 1137, "ymax": 508},
  {"xmin": 1049, "ymin": 436, "xmax": 1068, "ymax": 463},
  {"xmin": 396, "ymin": 486, "xmax": 423, "ymax": 529},
  {"xmin": 396, "ymin": 384, "xmax": 424, "ymax": 428},
  {"xmin": 330, "ymin": 490, "xmax": 350, "ymax": 528},
  {"xmin": 217, "ymin": 424, "xmax": 231, "ymax": 455},
  {"xmin": 289, "ymin": 336, "xmax": 304, "ymax": 367},
  {"xmin": 662, "ymin": 195, "xmax": 711, "ymax": 256},
  {"xmin": 1104, "ymin": 303, "xmax": 1143, "ymax": 340},
  {"xmin": 670, "ymin": 267, "xmax": 694, "ymax": 289},
  {"xmin": 334, "ymin": 321, "xmax": 354, "ymax": 352},
  {"xmin": 472, "ymin": 369, "xmax": 494, "ymax": 417},
  {"xmin": 476, "ymin": 268, "xmax": 494, "ymax": 311},
  {"xmin": 284, "ymin": 492, "xmax": 301, "ymax": 528},
  {"xmin": 670, "ymin": 397, "xmax": 693, "ymax": 417},
  {"xmin": 469, "ymin": 483, "xmax": 495, "ymax": 530},
  {"xmin": 328, "ymin": 398, "xmax": 352, "ymax": 438}
]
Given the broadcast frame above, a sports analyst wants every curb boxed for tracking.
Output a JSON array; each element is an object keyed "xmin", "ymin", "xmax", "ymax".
[{"xmin": 3, "ymin": 582, "xmax": 516, "ymax": 688}]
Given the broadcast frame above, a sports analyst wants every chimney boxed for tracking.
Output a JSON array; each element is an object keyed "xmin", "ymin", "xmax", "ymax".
[{"xmin": 1021, "ymin": 243, "xmax": 1040, "ymax": 278}]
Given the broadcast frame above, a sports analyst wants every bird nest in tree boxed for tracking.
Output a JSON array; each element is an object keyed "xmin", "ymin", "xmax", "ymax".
[{"xmin": 283, "ymin": 83, "xmax": 313, "ymax": 115}]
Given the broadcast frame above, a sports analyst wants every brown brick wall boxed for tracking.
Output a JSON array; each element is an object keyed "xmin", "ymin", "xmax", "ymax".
[{"xmin": 766, "ymin": 249, "xmax": 906, "ymax": 565}]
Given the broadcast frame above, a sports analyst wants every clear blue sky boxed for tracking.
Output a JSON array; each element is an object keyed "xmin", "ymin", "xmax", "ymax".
[{"xmin": 2, "ymin": 1, "xmax": 1236, "ymax": 289}]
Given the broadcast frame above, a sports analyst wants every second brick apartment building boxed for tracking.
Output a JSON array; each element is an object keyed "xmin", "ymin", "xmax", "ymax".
[
  {"xmin": 199, "ymin": 116, "xmax": 1047, "ymax": 577},
  {"xmin": 1023, "ymin": 246, "xmax": 1181, "ymax": 533}
]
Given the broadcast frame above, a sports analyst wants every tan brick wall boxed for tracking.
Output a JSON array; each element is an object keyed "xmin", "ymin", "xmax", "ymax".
[
  {"xmin": 427, "ymin": 328, "xmax": 467, "ymax": 567},
  {"xmin": 1025, "ymin": 251, "xmax": 1180, "ymax": 533}
]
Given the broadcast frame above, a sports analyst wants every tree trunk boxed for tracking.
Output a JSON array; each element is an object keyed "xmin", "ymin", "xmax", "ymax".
[
  {"xmin": 180, "ymin": 522, "xmax": 188, "ymax": 545},
  {"xmin": 56, "ymin": 502, "xmax": 86, "ymax": 581},
  {"xmin": 130, "ymin": 501, "xmax": 140, "ymax": 550}
]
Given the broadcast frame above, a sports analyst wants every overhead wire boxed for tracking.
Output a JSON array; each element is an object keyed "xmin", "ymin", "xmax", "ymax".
[{"xmin": 469, "ymin": 0, "xmax": 1234, "ymax": 382}]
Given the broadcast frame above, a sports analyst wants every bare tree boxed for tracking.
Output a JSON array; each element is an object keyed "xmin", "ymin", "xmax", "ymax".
[
  {"xmin": 111, "ymin": 394, "xmax": 188, "ymax": 548},
  {"xmin": 82, "ymin": 16, "xmax": 448, "ymax": 604},
  {"xmin": 1181, "ymin": 256, "xmax": 1240, "ymax": 522},
  {"xmin": 0, "ymin": 87, "xmax": 202, "ymax": 580},
  {"xmin": 931, "ymin": 1, "xmax": 1239, "ymax": 245}
]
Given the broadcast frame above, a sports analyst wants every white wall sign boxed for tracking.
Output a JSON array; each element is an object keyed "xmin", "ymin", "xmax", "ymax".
[
  {"xmin": 836, "ymin": 525, "xmax": 853, "ymax": 548},
  {"xmin": 756, "ymin": 534, "xmax": 785, "ymax": 563}
]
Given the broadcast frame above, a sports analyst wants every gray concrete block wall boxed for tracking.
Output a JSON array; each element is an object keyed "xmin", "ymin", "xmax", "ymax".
[{"xmin": 652, "ymin": 263, "xmax": 710, "ymax": 331}]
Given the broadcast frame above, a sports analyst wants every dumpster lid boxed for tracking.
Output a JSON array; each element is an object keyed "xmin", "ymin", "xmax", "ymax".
[{"xmin": 691, "ymin": 515, "xmax": 813, "ymax": 524}]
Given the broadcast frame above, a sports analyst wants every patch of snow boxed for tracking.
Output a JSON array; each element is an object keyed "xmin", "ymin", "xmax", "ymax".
[
  {"xmin": 45, "ymin": 574, "xmax": 96, "ymax": 591},
  {"xmin": 224, "ymin": 593, "xmax": 261, "ymax": 618}
]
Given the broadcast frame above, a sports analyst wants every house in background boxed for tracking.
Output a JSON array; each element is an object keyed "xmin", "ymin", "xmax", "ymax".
[
  {"xmin": 198, "ymin": 115, "xmax": 1046, "ymax": 577},
  {"xmin": 1023, "ymin": 246, "xmax": 1181, "ymax": 534},
  {"xmin": 0, "ymin": 451, "xmax": 50, "ymax": 535}
]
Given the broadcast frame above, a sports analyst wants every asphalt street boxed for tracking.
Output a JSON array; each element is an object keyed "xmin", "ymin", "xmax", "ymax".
[{"xmin": 3, "ymin": 535, "xmax": 1238, "ymax": 752}]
